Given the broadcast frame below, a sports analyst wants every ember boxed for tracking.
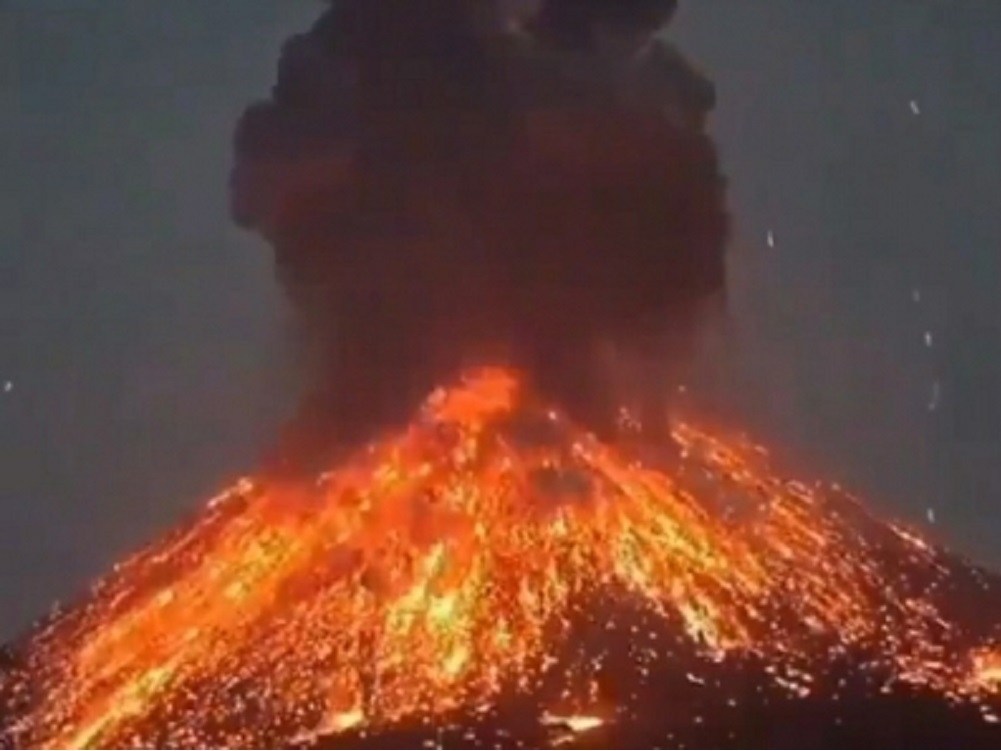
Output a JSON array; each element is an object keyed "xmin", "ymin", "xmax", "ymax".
[
  {"xmin": 975, "ymin": 650, "xmax": 1001, "ymax": 690},
  {"xmin": 2, "ymin": 368, "xmax": 999, "ymax": 748}
]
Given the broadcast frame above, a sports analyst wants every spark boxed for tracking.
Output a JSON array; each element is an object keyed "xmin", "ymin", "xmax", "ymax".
[
  {"xmin": 2, "ymin": 367, "xmax": 999, "ymax": 749},
  {"xmin": 3, "ymin": 380, "xmax": 11, "ymax": 393},
  {"xmin": 929, "ymin": 380, "xmax": 942, "ymax": 412},
  {"xmin": 767, "ymin": 230, "xmax": 776, "ymax": 248},
  {"xmin": 541, "ymin": 712, "xmax": 605, "ymax": 733},
  {"xmin": 910, "ymin": 99, "xmax": 922, "ymax": 116}
]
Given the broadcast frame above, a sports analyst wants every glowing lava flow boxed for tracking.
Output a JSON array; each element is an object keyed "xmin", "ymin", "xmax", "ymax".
[{"xmin": 2, "ymin": 368, "xmax": 999, "ymax": 748}]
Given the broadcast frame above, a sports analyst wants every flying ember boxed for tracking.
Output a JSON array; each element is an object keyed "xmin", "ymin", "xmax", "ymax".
[
  {"xmin": 975, "ymin": 651, "xmax": 1001, "ymax": 690},
  {"xmin": 1, "ymin": 368, "xmax": 999, "ymax": 749}
]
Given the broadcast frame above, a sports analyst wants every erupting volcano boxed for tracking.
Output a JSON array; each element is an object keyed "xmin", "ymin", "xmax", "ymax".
[
  {"xmin": 4, "ymin": 1, "xmax": 1001, "ymax": 747},
  {"xmin": 2, "ymin": 369, "xmax": 1001, "ymax": 748}
]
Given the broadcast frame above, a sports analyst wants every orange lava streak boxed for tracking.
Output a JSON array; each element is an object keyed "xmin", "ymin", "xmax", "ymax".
[
  {"xmin": 3, "ymin": 367, "xmax": 998, "ymax": 748},
  {"xmin": 541, "ymin": 711, "xmax": 606, "ymax": 746}
]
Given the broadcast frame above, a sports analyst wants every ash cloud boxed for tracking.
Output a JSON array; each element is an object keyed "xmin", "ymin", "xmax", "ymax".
[{"xmin": 231, "ymin": 0, "xmax": 729, "ymax": 474}]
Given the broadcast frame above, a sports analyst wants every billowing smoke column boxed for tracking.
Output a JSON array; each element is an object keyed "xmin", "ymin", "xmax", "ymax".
[{"xmin": 231, "ymin": 0, "xmax": 729, "ymax": 475}]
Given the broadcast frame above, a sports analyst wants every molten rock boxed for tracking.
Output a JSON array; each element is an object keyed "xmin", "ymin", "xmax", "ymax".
[{"xmin": 2, "ymin": 369, "xmax": 1000, "ymax": 748}]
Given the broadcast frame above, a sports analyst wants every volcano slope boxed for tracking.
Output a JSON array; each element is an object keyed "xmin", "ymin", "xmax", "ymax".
[{"xmin": 2, "ymin": 369, "xmax": 1001, "ymax": 748}]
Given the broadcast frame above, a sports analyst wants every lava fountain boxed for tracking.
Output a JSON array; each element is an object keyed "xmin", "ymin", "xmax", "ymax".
[{"xmin": 1, "ymin": 368, "xmax": 999, "ymax": 748}]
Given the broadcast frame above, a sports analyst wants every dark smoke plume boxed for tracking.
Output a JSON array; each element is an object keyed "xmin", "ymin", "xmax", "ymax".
[{"xmin": 231, "ymin": 0, "xmax": 729, "ymax": 475}]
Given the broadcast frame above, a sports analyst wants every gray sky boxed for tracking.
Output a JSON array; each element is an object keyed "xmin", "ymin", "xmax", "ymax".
[
  {"xmin": 1, "ymin": 0, "xmax": 1000, "ymax": 638},
  {"xmin": 675, "ymin": 0, "xmax": 1001, "ymax": 563}
]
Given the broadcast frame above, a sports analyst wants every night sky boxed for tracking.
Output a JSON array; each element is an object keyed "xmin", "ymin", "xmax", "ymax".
[{"xmin": 1, "ymin": 0, "xmax": 1000, "ymax": 638}]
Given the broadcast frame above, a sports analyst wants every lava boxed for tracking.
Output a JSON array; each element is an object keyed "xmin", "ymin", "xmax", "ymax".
[
  {"xmin": 2, "ymin": 367, "xmax": 1000, "ymax": 749},
  {"xmin": 541, "ymin": 711, "xmax": 606, "ymax": 746},
  {"xmin": 974, "ymin": 650, "xmax": 1001, "ymax": 690}
]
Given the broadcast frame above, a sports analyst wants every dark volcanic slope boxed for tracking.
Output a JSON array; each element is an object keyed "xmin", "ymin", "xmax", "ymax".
[
  {"xmin": 1, "ymin": 370, "xmax": 1000, "ymax": 748},
  {"xmin": 316, "ymin": 693, "xmax": 1001, "ymax": 749},
  {"xmin": 315, "ymin": 664, "xmax": 1001, "ymax": 749}
]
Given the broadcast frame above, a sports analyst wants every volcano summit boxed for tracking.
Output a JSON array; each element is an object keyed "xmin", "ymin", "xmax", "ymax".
[{"xmin": 231, "ymin": 0, "xmax": 729, "ymax": 472}]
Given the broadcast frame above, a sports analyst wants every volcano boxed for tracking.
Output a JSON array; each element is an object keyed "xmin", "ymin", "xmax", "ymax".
[{"xmin": 2, "ymin": 369, "xmax": 1000, "ymax": 748}]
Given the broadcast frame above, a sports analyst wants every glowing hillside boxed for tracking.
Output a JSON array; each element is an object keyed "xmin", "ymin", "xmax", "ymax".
[{"xmin": 2, "ymin": 369, "xmax": 999, "ymax": 749}]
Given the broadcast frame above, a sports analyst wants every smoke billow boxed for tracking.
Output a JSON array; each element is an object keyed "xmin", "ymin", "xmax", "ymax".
[{"xmin": 231, "ymin": 0, "xmax": 729, "ymax": 475}]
